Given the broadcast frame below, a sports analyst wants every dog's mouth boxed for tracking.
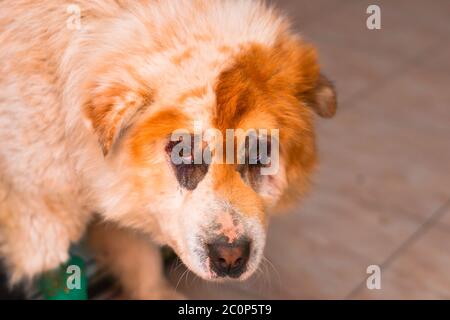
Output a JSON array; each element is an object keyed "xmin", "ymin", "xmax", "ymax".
[{"xmin": 166, "ymin": 214, "xmax": 266, "ymax": 281}]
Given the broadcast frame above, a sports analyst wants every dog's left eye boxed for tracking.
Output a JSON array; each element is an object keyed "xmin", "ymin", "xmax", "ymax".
[
  {"xmin": 165, "ymin": 138, "xmax": 209, "ymax": 190},
  {"xmin": 237, "ymin": 136, "xmax": 271, "ymax": 189},
  {"xmin": 241, "ymin": 136, "xmax": 272, "ymax": 167},
  {"xmin": 248, "ymin": 152, "xmax": 270, "ymax": 167}
]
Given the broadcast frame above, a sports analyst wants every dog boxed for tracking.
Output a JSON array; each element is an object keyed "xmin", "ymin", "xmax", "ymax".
[{"xmin": 0, "ymin": 0, "xmax": 336, "ymax": 299}]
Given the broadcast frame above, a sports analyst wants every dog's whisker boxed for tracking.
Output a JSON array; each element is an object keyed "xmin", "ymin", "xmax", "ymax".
[
  {"xmin": 184, "ymin": 268, "xmax": 193, "ymax": 287},
  {"xmin": 175, "ymin": 268, "xmax": 189, "ymax": 291},
  {"xmin": 249, "ymin": 263, "xmax": 264, "ymax": 293},
  {"xmin": 263, "ymin": 255, "xmax": 281, "ymax": 285},
  {"xmin": 168, "ymin": 257, "xmax": 179, "ymax": 275},
  {"xmin": 173, "ymin": 258, "xmax": 184, "ymax": 273},
  {"xmin": 264, "ymin": 260, "xmax": 274, "ymax": 291},
  {"xmin": 258, "ymin": 260, "xmax": 271, "ymax": 293}
]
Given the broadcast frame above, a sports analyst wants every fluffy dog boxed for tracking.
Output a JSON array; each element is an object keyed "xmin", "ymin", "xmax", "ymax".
[{"xmin": 0, "ymin": 0, "xmax": 336, "ymax": 299}]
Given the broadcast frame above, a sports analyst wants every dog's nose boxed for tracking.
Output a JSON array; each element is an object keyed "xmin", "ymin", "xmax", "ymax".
[{"xmin": 207, "ymin": 238, "xmax": 251, "ymax": 278}]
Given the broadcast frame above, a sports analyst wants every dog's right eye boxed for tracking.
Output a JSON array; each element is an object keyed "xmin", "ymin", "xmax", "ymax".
[
  {"xmin": 165, "ymin": 138, "xmax": 209, "ymax": 191},
  {"xmin": 236, "ymin": 136, "xmax": 271, "ymax": 190}
]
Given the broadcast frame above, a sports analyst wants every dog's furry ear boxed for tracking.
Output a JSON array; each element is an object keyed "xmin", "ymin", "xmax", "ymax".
[
  {"xmin": 294, "ymin": 45, "xmax": 337, "ymax": 118},
  {"xmin": 83, "ymin": 84, "xmax": 152, "ymax": 156},
  {"xmin": 303, "ymin": 74, "xmax": 337, "ymax": 118}
]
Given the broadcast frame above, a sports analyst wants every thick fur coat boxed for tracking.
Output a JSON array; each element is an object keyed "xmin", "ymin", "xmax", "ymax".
[{"xmin": 0, "ymin": 0, "xmax": 335, "ymax": 298}]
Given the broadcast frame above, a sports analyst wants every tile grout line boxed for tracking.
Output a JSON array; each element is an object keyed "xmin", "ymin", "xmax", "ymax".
[
  {"xmin": 345, "ymin": 197, "xmax": 450, "ymax": 299},
  {"xmin": 430, "ymin": 221, "xmax": 450, "ymax": 235}
]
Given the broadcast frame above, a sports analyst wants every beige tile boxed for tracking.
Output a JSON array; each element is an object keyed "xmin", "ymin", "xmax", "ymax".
[
  {"xmin": 302, "ymin": 0, "xmax": 450, "ymax": 52},
  {"xmin": 314, "ymin": 48, "xmax": 450, "ymax": 220},
  {"xmin": 436, "ymin": 202, "xmax": 450, "ymax": 230},
  {"xmin": 296, "ymin": 0, "xmax": 448, "ymax": 104},
  {"xmin": 255, "ymin": 200, "xmax": 419, "ymax": 299},
  {"xmin": 354, "ymin": 219, "xmax": 450, "ymax": 299},
  {"xmin": 273, "ymin": 0, "xmax": 346, "ymax": 28},
  {"xmin": 437, "ymin": 218, "xmax": 450, "ymax": 232}
]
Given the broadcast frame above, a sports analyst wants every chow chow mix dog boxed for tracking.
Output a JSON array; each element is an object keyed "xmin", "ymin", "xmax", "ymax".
[{"xmin": 0, "ymin": 0, "xmax": 336, "ymax": 298}]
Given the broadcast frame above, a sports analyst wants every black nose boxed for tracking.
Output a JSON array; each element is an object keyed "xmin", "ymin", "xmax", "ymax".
[{"xmin": 207, "ymin": 238, "xmax": 251, "ymax": 278}]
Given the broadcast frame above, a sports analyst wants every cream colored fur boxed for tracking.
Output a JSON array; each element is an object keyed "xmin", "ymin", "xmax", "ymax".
[{"xmin": 0, "ymin": 0, "xmax": 318, "ymax": 298}]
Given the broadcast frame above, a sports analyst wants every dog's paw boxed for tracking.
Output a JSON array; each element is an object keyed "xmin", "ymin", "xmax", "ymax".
[{"xmin": 0, "ymin": 232, "xmax": 70, "ymax": 285}]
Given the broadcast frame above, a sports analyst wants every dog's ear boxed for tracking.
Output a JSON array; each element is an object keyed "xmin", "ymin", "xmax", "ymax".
[
  {"xmin": 83, "ymin": 84, "xmax": 153, "ymax": 156},
  {"xmin": 302, "ymin": 73, "xmax": 337, "ymax": 118},
  {"xmin": 294, "ymin": 45, "xmax": 337, "ymax": 118}
]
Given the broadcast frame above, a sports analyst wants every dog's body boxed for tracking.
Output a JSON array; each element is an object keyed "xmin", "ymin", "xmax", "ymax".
[{"xmin": 0, "ymin": 0, "xmax": 335, "ymax": 298}]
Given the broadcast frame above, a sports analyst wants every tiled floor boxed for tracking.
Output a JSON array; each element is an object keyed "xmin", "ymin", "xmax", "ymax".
[{"xmin": 167, "ymin": 0, "xmax": 450, "ymax": 299}]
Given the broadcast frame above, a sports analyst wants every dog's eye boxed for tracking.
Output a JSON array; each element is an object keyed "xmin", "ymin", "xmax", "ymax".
[
  {"xmin": 248, "ymin": 153, "xmax": 270, "ymax": 167},
  {"xmin": 237, "ymin": 136, "xmax": 271, "ymax": 190},
  {"xmin": 165, "ymin": 138, "xmax": 209, "ymax": 190},
  {"xmin": 241, "ymin": 136, "xmax": 272, "ymax": 167}
]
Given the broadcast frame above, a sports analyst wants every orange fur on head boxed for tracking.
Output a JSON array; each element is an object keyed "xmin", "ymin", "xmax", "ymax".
[
  {"xmin": 128, "ymin": 109, "xmax": 191, "ymax": 166},
  {"xmin": 214, "ymin": 37, "xmax": 335, "ymax": 209},
  {"xmin": 81, "ymin": 55, "xmax": 155, "ymax": 156}
]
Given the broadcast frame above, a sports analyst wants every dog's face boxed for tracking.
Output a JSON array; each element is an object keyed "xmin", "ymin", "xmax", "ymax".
[{"xmin": 79, "ymin": 29, "xmax": 336, "ymax": 281}]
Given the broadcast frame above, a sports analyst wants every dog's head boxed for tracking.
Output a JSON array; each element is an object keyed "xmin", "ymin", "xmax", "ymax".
[{"xmin": 74, "ymin": 2, "xmax": 336, "ymax": 281}]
